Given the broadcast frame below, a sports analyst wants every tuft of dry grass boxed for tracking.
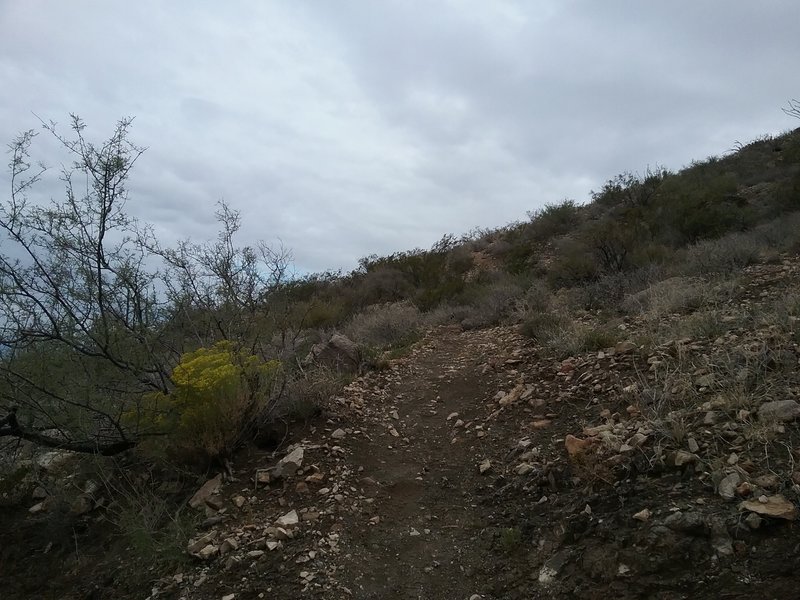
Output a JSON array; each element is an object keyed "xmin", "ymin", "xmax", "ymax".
[{"xmin": 344, "ymin": 301, "xmax": 422, "ymax": 349}]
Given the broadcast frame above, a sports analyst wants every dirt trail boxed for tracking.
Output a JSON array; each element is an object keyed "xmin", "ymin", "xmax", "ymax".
[{"xmin": 329, "ymin": 326, "xmax": 523, "ymax": 599}]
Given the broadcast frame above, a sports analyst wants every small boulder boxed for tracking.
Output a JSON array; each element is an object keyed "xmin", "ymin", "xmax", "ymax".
[
  {"xmin": 673, "ymin": 450, "xmax": 698, "ymax": 467},
  {"xmin": 275, "ymin": 446, "xmax": 304, "ymax": 478},
  {"xmin": 614, "ymin": 341, "xmax": 637, "ymax": 355},
  {"xmin": 565, "ymin": 435, "xmax": 592, "ymax": 458},
  {"xmin": 718, "ymin": 473, "xmax": 741, "ymax": 501},
  {"xmin": 304, "ymin": 334, "xmax": 360, "ymax": 372},
  {"xmin": 189, "ymin": 474, "xmax": 222, "ymax": 509},
  {"xmin": 515, "ymin": 463, "xmax": 535, "ymax": 476},
  {"xmin": 758, "ymin": 400, "xmax": 800, "ymax": 423},
  {"xmin": 632, "ymin": 508, "xmax": 651, "ymax": 522},
  {"xmin": 739, "ymin": 495, "xmax": 798, "ymax": 520},
  {"xmin": 275, "ymin": 509, "xmax": 300, "ymax": 529}
]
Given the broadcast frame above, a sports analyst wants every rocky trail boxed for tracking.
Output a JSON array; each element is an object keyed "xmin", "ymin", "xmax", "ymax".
[
  {"xmin": 5, "ymin": 260, "xmax": 800, "ymax": 600},
  {"xmin": 168, "ymin": 259, "xmax": 800, "ymax": 600}
]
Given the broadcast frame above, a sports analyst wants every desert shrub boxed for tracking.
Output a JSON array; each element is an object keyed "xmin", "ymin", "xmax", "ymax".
[
  {"xmin": 299, "ymin": 297, "xmax": 351, "ymax": 329},
  {"xmin": 357, "ymin": 266, "xmax": 413, "ymax": 305},
  {"xmin": 655, "ymin": 173, "xmax": 754, "ymax": 244},
  {"xmin": 520, "ymin": 311, "xmax": 584, "ymax": 357},
  {"xmin": 572, "ymin": 272, "xmax": 629, "ymax": 311},
  {"xmin": 485, "ymin": 239, "xmax": 513, "ymax": 257},
  {"xmin": 414, "ymin": 277, "xmax": 467, "ymax": 310},
  {"xmin": 622, "ymin": 277, "xmax": 709, "ymax": 316},
  {"xmin": 446, "ymin": 245, "xmax": 475, "ymax": 275},
  {"xmin": 584, "ymin": 217, "xmax": 643, "ymax": 273},
  {"xmin": 591, "ymin": 169, "xmax": 669, "ymax": 209},
  {"xmin": 97, "ymin": 464, "xmax": 194, "ymax": 570},
  {"xmin": 422, "ymin": 304, "xmax": 476, "ymax": 327},
  {"xmin": 357, "ymin": 239, "xmax": 471, "ymax": 310},
  {"xmin": 580, "ymin": 325, "xmax": 620, "ymax": 351},
  {"xmin": 679, "ymin": 310, "xmax": 728, "ymax": 340},
  {"xmin": 512, "ymin": 279, "xmax": 552, "ymax": 319},
  {"xmin": 528, "ymin": 199, "xmax": 582, "ymax": 241},
  {"xmin": 680, "ymin": 232, "xmax": 761, "ymax": 275},
  {"xmin": 498, "ymin": 527, "xmax": 523, "ymax": 552},
  {"xmin": 458, "ymin": 279, "xmax": 524, "ymax": 329},
  {"xmin": 503, "ymin": 239, "xmax": 538, "ymax": 274},
  {"xmin": 283, "ymin": 367, "xmax": 348, "ymax": 420},
  {"xmin": 344, "ymin": 301, "xmax": 422, "ymax": 349},
  {"xmin": 748, "ymin": 212, "xmax": 800, "ymax": 253},
  {"xmin": 520, "ymin": 310, "xmax": 570, "ymax": 342},
  {"xmin": 630, "ymin": 242, "xmax": 676, "ymax": 270},
  {"xmin": 521, "ymin": 309, "xmax": 619, "ymax": 357},
  {"xmin": 547, "ymin": 239, "xmax": 598, "ymax": 287},
  {"xmin": 133, "ymin": 342, "xmax": 280, "ymax": 463},
  {"xmin": 773, "ymin": 172, "xmax": 800, "ymax": 212}
]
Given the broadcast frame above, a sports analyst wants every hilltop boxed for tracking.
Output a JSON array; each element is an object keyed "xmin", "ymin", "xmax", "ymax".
[{"xmin": 1, "ymin": 124, "xmax": 800, "ymax": 599}]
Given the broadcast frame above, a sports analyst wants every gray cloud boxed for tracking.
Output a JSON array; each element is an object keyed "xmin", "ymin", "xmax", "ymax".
[{"xmin": 1, "ymin": 1, "xmax": 798, "ymax": 273}]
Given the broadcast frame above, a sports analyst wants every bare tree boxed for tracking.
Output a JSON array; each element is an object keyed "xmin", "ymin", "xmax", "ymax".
[
  {"xmin": 785, "ymin": 99, "xmax": 800, "ymax": 120},
  {"xmin": 0, "ymin": 116, "xmax": 170, "ymax": 454},
  {"xmin": 153, "ymin": 200, "xmax": 292, "ymax": 357}
]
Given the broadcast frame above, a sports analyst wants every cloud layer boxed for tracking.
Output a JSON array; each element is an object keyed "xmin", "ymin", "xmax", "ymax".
[{"xmin": 1, "ymin": 1, "xmax": 798, "ymax": 272}]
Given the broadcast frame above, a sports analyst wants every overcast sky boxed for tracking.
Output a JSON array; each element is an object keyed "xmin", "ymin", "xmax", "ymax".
[{"xmin": 1, "ymin": 1, "xmax": 798, "ymax": 273}]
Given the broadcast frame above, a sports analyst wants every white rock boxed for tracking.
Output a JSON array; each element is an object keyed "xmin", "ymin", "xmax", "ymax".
[
  {"xmin": 538, "ymin": 566, "xmax": 557, "ymax": 585},
  {"xmin": 188, "ymin": 474, "xmax": 222, "ymax": 508},
  {"xmin": 277, "ymin": 447, "xmax": 304, "ymax": 476},
  {"xmin": 331, "ymin": 428, "xmax": 346, "ymax": 439},
  {"xmin": 275, "ymin": 509, "xmax": 300, "ymax": 528},
  {"xmin": 718, "ymin": 473, "xmax": 741, "ymax": 501},
  {"xmin": 514, "ymin": 463, "xmax": 534, "ymax": 476}
]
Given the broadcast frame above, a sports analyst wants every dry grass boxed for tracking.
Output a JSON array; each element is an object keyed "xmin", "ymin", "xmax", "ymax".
[
  {"xmin": 344, "ymin": 301, "xmax": 422, "ymax": 349},
  {"xmin": 520, "ymin": 309, "xmax": 620, "ymax": 358},
  {"xmin": 622, "ymin": 276, "xmax": 710, "ymax": 316},
  {"xmin": 680, "ymin": 232, "xmax": 762, "ymax": 276}
]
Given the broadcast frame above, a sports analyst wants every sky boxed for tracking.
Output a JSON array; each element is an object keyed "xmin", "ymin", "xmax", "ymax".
[{"xmin": 1, "ymin": 1, "xmax": 798, "ymax": 273}]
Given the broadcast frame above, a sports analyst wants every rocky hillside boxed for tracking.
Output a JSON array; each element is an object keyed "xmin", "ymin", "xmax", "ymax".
[
  {"xmin": 2, "ymin": 125, "xmax": 800, "ymax": 600},
  {"xmin": 5, "ymin": 254, "xmax": 794, "ymax": 599}
]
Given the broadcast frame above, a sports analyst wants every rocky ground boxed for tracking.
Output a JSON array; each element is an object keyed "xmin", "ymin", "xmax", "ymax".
[{"xmin": 4, "ymin": 257, "xmax": 800, "ymax": 599}]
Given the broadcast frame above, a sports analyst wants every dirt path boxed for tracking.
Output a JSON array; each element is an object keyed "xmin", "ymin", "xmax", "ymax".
[{"xmin": 329, "ymin": 326, "xmax": 522, "ymax": 599}]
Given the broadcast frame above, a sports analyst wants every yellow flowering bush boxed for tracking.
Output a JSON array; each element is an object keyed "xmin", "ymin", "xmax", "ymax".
[{"xmin": 135, "ymin": 342, "xmax": 280, "ymax": 461}]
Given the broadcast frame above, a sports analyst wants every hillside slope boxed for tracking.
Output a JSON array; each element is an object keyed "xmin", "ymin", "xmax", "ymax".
[{"xmin": 107, "ymin": 256, "xmax": 800, "ymax": 600}]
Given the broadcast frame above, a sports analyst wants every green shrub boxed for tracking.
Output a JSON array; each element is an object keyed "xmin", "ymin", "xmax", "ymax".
[
  {"xmin": 528, "ymin": 199, "xmax": 581, "ymax": 242},
  {"xmin": 547, "ymin": 239, "xmax": 598, "ymax": 287},
  {"xmin": 774, "ymin": 171, "xmax": 800, "ymax": 212},
  {"xmin": 655, "ymin": 173, "xmax": 754, "ymax": 243},
  {"xmin": 133, "ymin": 342, "xmax": 280, "ymax": 462}
]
